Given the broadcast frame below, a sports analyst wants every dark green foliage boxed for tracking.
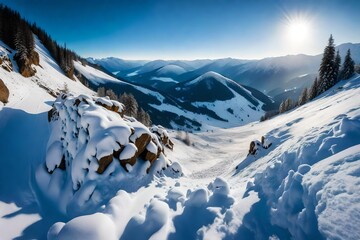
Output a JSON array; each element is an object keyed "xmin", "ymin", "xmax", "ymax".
[
  {"xmin": 334, "ymin": 50, "xmax": 341, "ymax": 82},
  {"xmin": 0, "ymin": 5, "xmax": 36, "ymax": 76},
  {"xmin": 298, "ymin": 87, "xmax": 308, "ymax": 106},
  {"xmin": 318, "ymin": 35, "xmax": 337, "ymax": 94},
  {"xmin": 308, "ymin": 77, "xmax": 319, "ymax": 101},
  {"xmin": 0, "ymin": 5, "xmax": 77, "ymax": 79},
  {"xmin": 340, "ymin": 49, "xmax": 355, "ymax": 80},
  {"xmin": 31, "ymin": 24, "xmax": 78, "ymax": 79}
]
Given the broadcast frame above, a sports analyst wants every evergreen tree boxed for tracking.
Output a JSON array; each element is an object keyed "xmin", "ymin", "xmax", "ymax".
[
  {"xmin": 318, "ymin": 35, "xmax": 337, "ymax": 94},
  {"xmin": 308, "ymin": 77, "xmax": 319, "ymax": 101},
  {"xmin": 105, "ymin": 89, "xmax": 118, "ymax": 101},
  {"xmin": 298, "ymin": 87, "xmax": 308, "ymax": 106},
  {"xmin": 340, "ymin": 49, "xmax": 355, "ymax": 80},
  {"xmin": 137, "ymin": 107, "xmax": 145, "ymax": 123},
  {"xmin": 279, "ymin": 100, "xmax": 286, "ymax": 113},
  {"xmin": 334, "ymin": 50, "xmax": 341, "ymax": 82},
  {"xmin": 97, "ymin": 87, "xmax": 106, "ymax": 97},
  {"xmin": 284, "ymin": 98, "xmax": 293, "ymax": 111},
  {"xmin": 119, "ymin": 93, "xmax": 138, "ymax": 117}
]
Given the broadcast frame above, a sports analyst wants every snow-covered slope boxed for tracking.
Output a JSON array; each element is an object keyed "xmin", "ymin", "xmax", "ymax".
[
  {"xmin": 43, "ymin": 74, "xmax": 360, "ymax": 240},
  {"xmin": 74, "ymin": 62, "xmax": 268, "ymax": 131},
  {"xmin": 1, "ymin": 32, "xmax": 360, "ymax": 240},
  {"xmin": 168, "ymin": 71, "xmax": 265, "ymax": 125},
  {"xmin": 0, "ymin": 37, "xmax": 94, "ymax": 239}
]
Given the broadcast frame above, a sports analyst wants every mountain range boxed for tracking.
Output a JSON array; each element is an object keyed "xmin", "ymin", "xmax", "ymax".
[{"xmin": 88, "ymin": 43, "xmax": 360, "ymax": 104}]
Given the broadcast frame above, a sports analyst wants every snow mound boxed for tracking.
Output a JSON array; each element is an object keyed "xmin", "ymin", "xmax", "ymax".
[
  {"xmin": 36, "ymin": 93, "xmax": 181, "ymax": 217},
  {"xmin": 237, "ymin": 76, "xmax": 360, "ymax": 239}
]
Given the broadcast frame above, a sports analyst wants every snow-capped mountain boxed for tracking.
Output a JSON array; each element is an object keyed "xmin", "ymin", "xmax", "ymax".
[
  {"xmin": 86, "ymin": 57, "xmax": 148, "ymax": 75},
  {"xmin": 94, "ymin": 43, "xmax": 360, "ymax": 101},
  {"xmin": 74, "ymin": 61, "xmax": 268, "ymax": 131}
]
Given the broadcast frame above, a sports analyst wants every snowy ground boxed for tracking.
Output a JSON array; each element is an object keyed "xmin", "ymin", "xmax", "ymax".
[{"xmin": 0, "ymin": 37, "xmax": 360, "ymax": 239}]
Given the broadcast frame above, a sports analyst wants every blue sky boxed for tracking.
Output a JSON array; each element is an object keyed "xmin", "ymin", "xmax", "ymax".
[{"xmin": 1, "ymin": 0, "xmax": 360, "ymax": 60}]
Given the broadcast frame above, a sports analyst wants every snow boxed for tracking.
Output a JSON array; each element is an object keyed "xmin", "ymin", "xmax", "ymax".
[
  {"xmin": 156, "ymin": 64, "xmax": 186, "ymax": 76},
  {"xmin": 151, "ymin": 76, "xmax": 178, "ymax": 83},
  {"xmin": 1, "ymin": 34, "xmax": 360, "ymax": 240},
  {"xmin": 74, "ymin": 61, "xmax": 123, "ymax": 86}
]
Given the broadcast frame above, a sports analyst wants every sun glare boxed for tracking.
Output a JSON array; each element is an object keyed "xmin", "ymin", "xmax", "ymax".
[{"xmin": 285, "ymin": 15, "xmax": 312, "ymax": 46}]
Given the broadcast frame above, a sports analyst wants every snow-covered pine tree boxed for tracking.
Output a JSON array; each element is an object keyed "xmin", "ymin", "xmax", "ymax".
[
  {"xmin": 340, "ymin": 49, "xmax": 355, "ymax": 80},
  {"xmin": 298, "ymin": 87, "xmax": 308, "ymax": 106},
  {"xmin": 119, "ymin": 93, "xmax": 138, "ymax": 117},
  {"xmin": 14, "ymin": 27, "xmax": 28, "ymax": 61},
  {"xmin": 126, "ymin": 94, "xmax": 138, "ymax": 117},
  {"xmin": 318, "ymin": 35, "xmax": 336, "ymax": 94},
  {"xmin": 334, "ymin": 50, "xmax": 341, "ymax": 83},
  {"xmin": 308, "ymin": 77, "xmax": 319, "ymax": 101}
]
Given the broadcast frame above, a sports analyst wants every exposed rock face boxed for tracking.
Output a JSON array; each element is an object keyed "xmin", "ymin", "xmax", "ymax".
[
  {"xmin": 15, "ymin": 51, "xmax": 40, "ymax": 77},
  {"xmin": 0, "ymin": 79, "xmax": 9, "ymax": 103}
]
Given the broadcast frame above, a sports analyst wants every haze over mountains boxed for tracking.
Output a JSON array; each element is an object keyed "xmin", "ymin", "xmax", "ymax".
[{"xmin": 88, "ymin": 42, "xmax": 360, "ymax": 100}]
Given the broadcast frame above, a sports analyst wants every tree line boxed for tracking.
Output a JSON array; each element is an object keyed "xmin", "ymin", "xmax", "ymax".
[
  {"xmin": 97, "ymin": 87, "xmax": 152, "ymax": 127},
  {"xmin": 261, "ymin": 35, "xmax": 356, "ymax": 121},
  {"xmin": 0, "ymin": 4, "xmax": 77, "ymax": 78}
]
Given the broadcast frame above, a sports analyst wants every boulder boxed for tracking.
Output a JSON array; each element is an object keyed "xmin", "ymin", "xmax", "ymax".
[
  {"xmin": 0, "ymin": 79, "xmax": 9, "ymax": 103},
  {"xmin": 97, "ymin": 154, "xmax": 113, "ymax": 174},
  {"xmin": 134, "ymin": 133, "xmax": 152, "ymax": 157}
]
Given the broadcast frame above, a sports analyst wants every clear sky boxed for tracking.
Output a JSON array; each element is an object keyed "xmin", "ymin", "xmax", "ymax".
[{"xmin": 1, "ymin": 0, "xmax": 360, "ymax": 60}]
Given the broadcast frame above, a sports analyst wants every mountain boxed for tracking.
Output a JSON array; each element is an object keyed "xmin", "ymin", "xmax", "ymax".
[
  {"xmin": 86, "ymin": 57, "xmax": 148, "ymax": 74},
  {"xmin": 74, "ymin": 62, "xmax": 267, "ymax": 130},
  {"xmin": 95, "ymin": 43, "xmax": 360, "ymax": 100}
]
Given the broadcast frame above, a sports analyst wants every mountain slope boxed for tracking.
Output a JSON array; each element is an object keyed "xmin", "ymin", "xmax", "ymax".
[
  {"xmin": 112, "ymin": 43, "xmax": 360, "ymax": 97},
  {"xmin": 74, "ymin": 64, "xmax": 268, "ymax": 130},
  {"xmin": 1, "ymin": 32, "xmax": 360, "ymax": 239}
]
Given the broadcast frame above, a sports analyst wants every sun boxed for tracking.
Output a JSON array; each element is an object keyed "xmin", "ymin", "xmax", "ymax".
[{"xmin": 285, "ymin": 16, "xmax": 311, "ymax": 45}]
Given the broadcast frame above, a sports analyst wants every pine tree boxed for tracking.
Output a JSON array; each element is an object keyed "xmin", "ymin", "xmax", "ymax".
[
  {"xmin": 97, "ymin": 87, "xmax": 106, "ymax": 97},
  {"xmin": 284, "ymin": 98, "xmax": 293, "ymax": 111},
  {"xmin": 119, "ymin": 93, "xmax": 138, "ymax": 117},
  {"xmin": 340, "ymin": 49, "xmax": 355, "ymax": 80},
  {"xmin": 143, "ymin": 111, "xmax": 152, "ymax": 127},
  {"xmin": 126, "ymin": 94, "xmax": 138, "ymax": 117},
  {"xmin": 318, "ymin": 35, "xmax": 337, "ymax": 94},
  {"xmin": 279, "ymin": 100, "xmax": 286, "ymax": 113},
  {"xmin": 105, "ymin": 89, "xmax": 118, "ymax": 101},
  {"xmin": 298, "ymin": 87, "xmax": 308, "ymax": 106},
  {"xmin": 137, "ymin": 108, "xmax": 145, "ymax": 124},
  {"xmin": 308, "ymin": 77, "xmax": 319, "ymax": 101},
  {"xmin": 334, "ymin": 50, "xmax": 341, "ymax": 82}
]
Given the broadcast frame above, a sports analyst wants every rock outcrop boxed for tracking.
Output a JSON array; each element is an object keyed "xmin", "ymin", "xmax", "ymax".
[
  {"xmin": 38, "ymin": 93, "xmax": 182, "ymax": 216},
  {"xmin": 0, "ymin": 79, "xmax": 9, "ymax": 103}
]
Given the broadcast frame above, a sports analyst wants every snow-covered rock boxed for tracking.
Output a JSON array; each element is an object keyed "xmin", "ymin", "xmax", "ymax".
[{"xmin": 36, "ymin": 93, "xmax": 181, "ymax": 217}]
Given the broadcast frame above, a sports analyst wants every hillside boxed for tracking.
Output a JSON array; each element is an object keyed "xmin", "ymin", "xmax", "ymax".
[
  {"xmin": 0, "ymin": 5, "xmax": 359, "ymax": 240},
  {"xmin": 1, "ymin": 35, "xmax": 359, "ymax": 238},
  {"xmin": 74, "ymin": 63, "xmax": 267, "ymax": 131}
]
